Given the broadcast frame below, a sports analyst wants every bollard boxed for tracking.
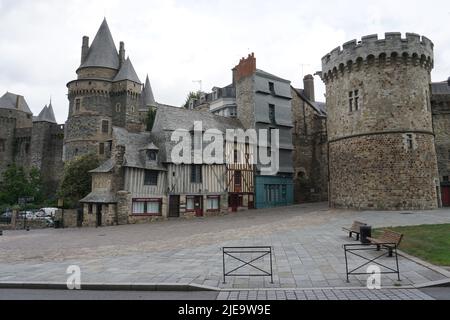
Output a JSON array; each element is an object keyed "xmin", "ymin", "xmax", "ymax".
[
  {"xmin": 26, "ymin": 226, "xmax": 30, "ymax": 232},
  {"xmin": 0, "ymin": 230, "xmax": 3, "ymax": 236}
]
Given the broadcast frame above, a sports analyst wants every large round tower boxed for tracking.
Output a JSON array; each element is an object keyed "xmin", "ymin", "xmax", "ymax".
[
  {"xmin": 64, "ymin": 19, "xmax": 143, "ymax": 162},
  {"xmin": 321, "ymin": 32, "xmax": 440, "ymax": 210}
]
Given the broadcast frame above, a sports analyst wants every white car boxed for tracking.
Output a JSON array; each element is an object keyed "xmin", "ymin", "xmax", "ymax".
[{"xmin": 39, "ymin": 208, "xmax": 59, "ymax": 217}]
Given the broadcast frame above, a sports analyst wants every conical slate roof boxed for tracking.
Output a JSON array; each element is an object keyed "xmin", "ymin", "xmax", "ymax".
[
  {"xmin": 0, "ymin": 92, "xmax": 32, "ymax": 114},
  {"xmin": 79, "ymin": 19, "xmax": 120, "ymax": 70},
  {"xmin": 34, "ymin": 102, "xmax": 57, "ymax": 123},
  {"xmin": 142, "ymin": 75, "xmax": 156, "ymax": 106},
  {"xmin": 113, "ymin": 57, "xmax": 141, "ymax": 84}
]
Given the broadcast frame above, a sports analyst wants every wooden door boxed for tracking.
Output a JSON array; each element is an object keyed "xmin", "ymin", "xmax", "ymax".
[
  {"xmin": 169, "ymin": 196, "xmax": 180, "ymax": 218},
  {"xmin": 194, "ymin": 196, "xmax": 203, "ymax": 217},
  {"xmin": 230, "ymin": 194, "xmax": 239, "ymax": 212}
]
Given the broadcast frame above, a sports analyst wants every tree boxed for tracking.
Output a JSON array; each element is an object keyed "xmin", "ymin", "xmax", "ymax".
[
  {"xmin": 146, "ymin": 107, "xmax": 157, "ymax": 131},
  {"xmin": 182, "ymin": 91, "xmax": 201, "ymax": 109},
  {"xmin": 58, "ymin": 153, "xmax": 100, "ymax": 208},
  {"xmin": 0, "ymin": 164, "xmax": 43, "ymax": 206}
]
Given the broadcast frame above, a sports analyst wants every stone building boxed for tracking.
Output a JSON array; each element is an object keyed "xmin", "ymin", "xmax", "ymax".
[
  {"xmin": 64, "ymin": 19, "xmax": 156, "ymax": 162},
  {"xmin": 291, "ymin": 75, "xmax": 328, "ymax": 203},
  {"xmin": 80, "ymin": 105, "xmax": 250, "ymax": 226},
  {"xmin": 431, "ymin": 78, "xmax": 450, "ymax": 206},
  {"xmin": 320, "ymin": 32, "xmax": 440, "ymax": 210},
  {"xmin": 0, "ymin": 92, "xmax": 64, "ymax": 197},
  {"xmin": 192, "ymin": 54, "xmax": 295, "ymax": 209}
]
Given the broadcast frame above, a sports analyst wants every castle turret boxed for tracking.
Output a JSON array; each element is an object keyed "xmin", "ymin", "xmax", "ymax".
[
  {"xmin": 321, "ymin": 32, "xmax": 439, "ymax": 210},
  {"xmin": 65, "ymin": 19, "xmax": 148, "ymax": 161}
]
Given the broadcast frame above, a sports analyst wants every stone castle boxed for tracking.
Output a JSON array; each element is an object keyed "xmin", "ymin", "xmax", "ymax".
[
  {"xmin": 64, "ymin": 18, "xmax": 156, "ymax": 163},
  {"xmin": 0, "ymin": 93, "xmax": 64, "ymax": 197},
  {"xmin": 1, "ymin": 20, "xmax": 450, "ymax": 215}
]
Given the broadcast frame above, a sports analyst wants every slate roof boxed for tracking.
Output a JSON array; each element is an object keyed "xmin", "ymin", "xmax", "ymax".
[
  {"xmin": 79, "ymin": 19, "xmax": 120, "ymax": 70},
  {"xmin": 112, "ymin": 127, "xmax": 167, "ymax": 171},
  {"xmin": 90, "ymin": 158, "xmax": 115, "ymax": 173},
  {"xmin": 113, "ymin": 57, "xmax": 141, "ymax": 84},
  {"xmin": 431, "ymin": 81, "xmax": 450, "ymax": 95},
  {"xmin": 0, "ymin": 92, "xmax": 32, "ymax": 114},
  {"xmin": 151, "ymin": 105, "xmax": 245, "ymax": 163},
  {"xmin": 141, "ymin": 75, "xmax": 156, "ymax": 107},
  {"xmin": 256, "ymin": 69, "xmax": 290, "ymax": 83},
  {"xmin": 80, "ymin": 191, "xmax": 117, "ymax": 204},
  {"xmin": 34, "ymin": 102, "xmax": 57, "ymax": 123},
  {"xmin": 293, "ymin": 88, "xmax": 327, "ymax": 117}
]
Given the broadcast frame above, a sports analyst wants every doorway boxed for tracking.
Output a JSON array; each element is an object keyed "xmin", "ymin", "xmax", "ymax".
[
  {"xmin": 442, "ymin": 186, "xmax": 450, "ymax": 207},
  {"xmin": 194, "ymin": 196, "xmax": 203, "ymax": 217},
  {"xmin": 96, "ymin": 204, "xmax": 102, "ymax": 227},
  {"xmin": 169, "ymin": 195, "xmax": 180, "ymax": 218}
]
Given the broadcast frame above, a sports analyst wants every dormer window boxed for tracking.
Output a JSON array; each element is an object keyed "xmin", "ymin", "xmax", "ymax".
[{"xmin": 147, "ymin": 150, "xmax": 157, "ymax": 161}]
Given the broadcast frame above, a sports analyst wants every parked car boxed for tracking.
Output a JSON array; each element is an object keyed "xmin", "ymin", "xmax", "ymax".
[
  {"xmin": 0, "ymin": 212, "xmax": 12, "ymax": 224},
  {"xmin": 39, "ymin": 208, "xmax": 59, "ymax": 218}
]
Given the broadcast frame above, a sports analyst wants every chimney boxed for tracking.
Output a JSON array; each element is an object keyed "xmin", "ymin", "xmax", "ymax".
[
  {"xmin": 15, "ymin": 95, "xmax": 22, "ymax": 109},
  {"xmin": 114, "ymin": 145, "xmax": 126, "ymax": 167},
  {"xmin": 234, "ymin": 53, "xmax": 256, "ymax": 82},
  {"xmin": 119, "ymin": 42, "xmax": 126, "ymax": 68},
  {"xmin": 81, "ymin": 36, "xmax": 89, "ymax": 64},
  {"xmin": 303, "ymin": 74, "xmax": 315, "ymax": 102}
]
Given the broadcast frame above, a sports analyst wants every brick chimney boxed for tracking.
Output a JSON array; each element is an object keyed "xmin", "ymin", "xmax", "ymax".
[
  {"xmin": 233, "ymin": 53, "xmax": 256, "ymax": 83},
  {"xmin": 303, "ymin": 74, "xmax": 315, "ymax": 102}
]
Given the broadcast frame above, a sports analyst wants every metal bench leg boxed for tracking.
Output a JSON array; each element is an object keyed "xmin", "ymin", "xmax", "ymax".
[
  {"xmin": 388, "ymin": 248, "xmax": 393, "ymax": 258},
  {"xmin": 376, "ymin": 245, "xmax": 381, "ymax": 251},
  {"xmin": 356, "ymin": 234, "xmax": 360, "ymax": 241}
]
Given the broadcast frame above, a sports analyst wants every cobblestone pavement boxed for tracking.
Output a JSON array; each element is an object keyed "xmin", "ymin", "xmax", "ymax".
[
  {"xmin": 217, "ymin": 288, "xmax": 435, "ymax": 300},
  {"xmin": 1, "ymin": 203, "xmax": 449, "ymax": 290}
]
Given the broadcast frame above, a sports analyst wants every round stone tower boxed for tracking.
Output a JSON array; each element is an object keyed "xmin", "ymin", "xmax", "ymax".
[
  {"xmin": 321, "ymin": 32, "xmax": 440, "ymax": 210},
  {"xmin": 64, "ymin": 19, "xmax": 143, "ymax": 162}
]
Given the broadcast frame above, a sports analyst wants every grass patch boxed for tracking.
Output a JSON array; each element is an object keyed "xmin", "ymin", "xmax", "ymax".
[{"xmin": 374, "ymin": 224, "xmax": 450, "ymax": 266}]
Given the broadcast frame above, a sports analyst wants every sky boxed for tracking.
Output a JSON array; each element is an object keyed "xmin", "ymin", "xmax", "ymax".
[{"xmin": 0, "ymin": 0, "xmax": 449, "ymax": 124}]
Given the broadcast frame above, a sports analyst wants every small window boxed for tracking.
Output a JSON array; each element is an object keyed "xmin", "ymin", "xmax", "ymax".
[
  {"xmin": 406, "ymin": 134, "xmax": 414, "ymax": 150},
  {"xmin": 207, "ymin": 196, "xmax": 220, "ymax": 211},
  {"xmin": 75, "ymin": 98, "xmax": 81, "ymax": 111},
  {"xmin": 130, "ymin": 105, "xmax": 135, "ymax": 112},
  {"xmin": 144, "ymin": 170, "xmax": 158, "ymax": 186},
  {"xmin": 0, "ymin": 139, "xmax": 5, "ymax": 152},
  {"xmin": 101, "ymin": 120, "xmax": 109, "ymax": 133},
  {"xmin": 147, "ymin": 150, "xmax": 157, "ymax": 161},
  {"xmin": 186, "ymin": 196, "xmax": 195, "ymax": 212},
  {"xmin": 99, "ymin": 143, "xmax": 105, "ymax": 155},
  {"xmin": 448, "ymin": 149, "xmax": 450, "ymax": 160},
  {"xmin": 269, "ymin": 104, "xmax": 276, "ymax": 124},
  {"xmin": 88, "ymin": 204, "xmax": 93, "ymax": 214},
  {"xmin": 234, "ymin": 171, "xmax": 242, "ymax": 187},
  {"xmin": 116, "ymin": 103, "xmax": 121, "ymax": 112},
  {"xmin": 354, "ymin": 90, "xmax": 359, "ymax": 111},
  {"xmin": 191, "ymin": 165, "xmax": 203, "ymax": 184},
  {"xmin": 269, "ymin": 82, "xmax": 275, "ymax": 94}
]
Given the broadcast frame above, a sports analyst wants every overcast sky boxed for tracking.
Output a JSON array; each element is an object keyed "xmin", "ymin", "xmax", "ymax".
[{"xmin": 1, "ymin": 0, "xmax": 449, "ymax": 123}]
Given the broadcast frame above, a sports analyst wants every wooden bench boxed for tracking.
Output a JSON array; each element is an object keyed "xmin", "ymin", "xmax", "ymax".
[
  {"xmin": 367, "ymin": 230, "xmax": 404, "ymax": 257},
  {"xmin": 342, "ymin": 221, "xmax": 367, "ymax": 240}
]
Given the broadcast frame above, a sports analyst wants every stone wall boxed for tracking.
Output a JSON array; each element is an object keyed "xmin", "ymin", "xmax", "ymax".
[
  {"xmin": 329, "ymin": 133, "xmax": 439, "ymax": 210},
  {"xmin": 291, "ymin": 90, "xmax": 328, "ymax": 203},
  {"xmin": 432, "ymin": 95, "xmax": 450, "ymax": 182},
  {"xmin": 322, "ymin": 33, "xmax": 439, "ymax": 210}
]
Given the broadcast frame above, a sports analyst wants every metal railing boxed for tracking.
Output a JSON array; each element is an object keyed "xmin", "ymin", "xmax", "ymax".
[
  {"xmin": 222, "ymin": 246, "xmax": 274, "ymax": 284},
  {"xmin": 343, "ymin": 243, "xmax": 401, "ymax": 283}
]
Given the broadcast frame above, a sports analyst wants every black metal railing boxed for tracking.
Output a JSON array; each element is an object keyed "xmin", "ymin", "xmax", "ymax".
[
  {"xmin": 343, "ymin": 243, "xmax": 401, "ymax": 283},
  {"xmin": 222, "ymin": 246, "xmax": 274, "ymax": 284}
]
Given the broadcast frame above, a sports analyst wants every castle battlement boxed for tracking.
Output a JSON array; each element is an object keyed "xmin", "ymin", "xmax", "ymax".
[{"xmin": 322, "ymin": 32, "xmax": 434, "ymax": 80}]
